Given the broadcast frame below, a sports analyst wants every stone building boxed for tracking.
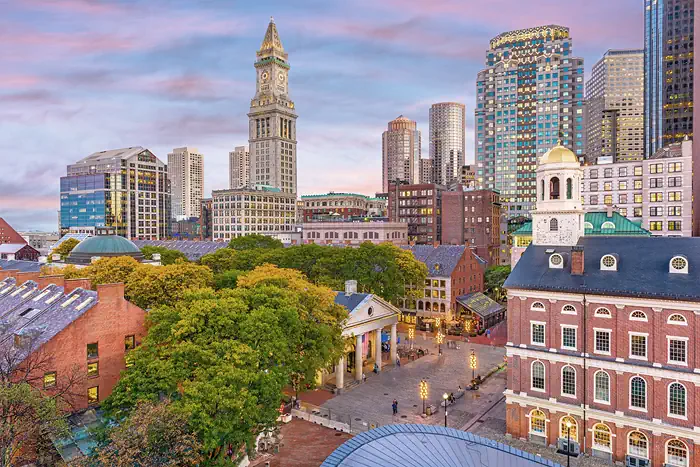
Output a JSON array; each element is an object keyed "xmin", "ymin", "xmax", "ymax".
[
  {"xmin": 300, "ymin": 192, "xmax": 384, "ymax": 222},
  {"xmin": 301, "ymin": 220, "xmax": 407, "ymax": 246},
  {"xmin": 387, "ymin": 183, "xmax": 442, "ymax": 245}
]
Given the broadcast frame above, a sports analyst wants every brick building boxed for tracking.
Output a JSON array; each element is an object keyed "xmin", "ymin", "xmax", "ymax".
[
  {"xmin": 504, "ymin": 144, "xmax": 700, "ymax": 466},
  {"xmin": 387, "ymin": 183, "xmax": 442, "ymax": 245},
  {"xmin": 300, "ymin": 192, "xmax": 385, "ymax": 222},
  {"xmin": 0, "ymin": 269, "xmax": 146, "ymax": 411}
]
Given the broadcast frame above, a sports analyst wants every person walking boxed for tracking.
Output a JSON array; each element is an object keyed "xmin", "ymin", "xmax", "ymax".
[{"xmin": 392, "ymin": 399, "xmax": 398, "ymax": 415}]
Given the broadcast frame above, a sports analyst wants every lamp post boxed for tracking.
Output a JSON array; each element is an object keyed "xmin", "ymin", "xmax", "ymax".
[
  {"xmin": 469, "ymin": 349, "xmax": 477, "ymax": 381},
  {"xmin": 565, "ymin": 420, "xmax": 572, "ymax": 467},
  {"xmin": 419, "ymin": 379, "xmax": 428, "ymax": 415},
  {"xmin": 435, "ymin": 317, "xmax": 441, "ymax": 333},
  {"xmin": 408, "ymin": 326, "xmax": 415, "ymax": 350},
  {"xmin": 442, "ymin": 393, "xmax": 449, "ymax": 427},
  {"xmin": 436, "ymin": 331, "xmax": 444, "ymax": 355}
]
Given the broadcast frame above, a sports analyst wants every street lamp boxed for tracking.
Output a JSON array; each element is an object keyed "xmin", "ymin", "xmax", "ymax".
[
  {"xmin": 436, "ymin": 331, "xmax": 444, "ymax": 355},
  {"xmin": 442, "ymin": 393, "xmax": 449, "ymax": 427},
  {"xmin": 565, "ymin": 420, "xmax": 572, "ymax": 467},
  {"xmin": 469, "ymin": 349, "xmax": 477, "ymax": 381},
  {"xmin": 419, "ymin": 379, "xmax": 428, "ymax": 415},
  {"xmin": 408, "ymin": 326, "xmax": 415, "ymax": 350}
]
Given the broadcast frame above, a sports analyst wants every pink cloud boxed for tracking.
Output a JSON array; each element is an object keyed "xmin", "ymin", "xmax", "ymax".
[
  {"xmin": 0, "ymin": 75, "xmax": 44, "ymax": 88},
  {"xmin": 21, "ymin": 0, "xmax": 131, "ymax": 16}
]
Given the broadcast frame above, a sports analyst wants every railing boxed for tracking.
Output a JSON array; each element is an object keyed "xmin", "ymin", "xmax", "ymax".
[{"xmin": 291, "ymin": 402, "xmax": 380, "ymax": 435}]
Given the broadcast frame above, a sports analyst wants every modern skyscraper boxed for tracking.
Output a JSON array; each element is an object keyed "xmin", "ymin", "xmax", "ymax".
[
  {"xmin": 475, "ymin": 25, "xmax": 585, "ymax": 218},
  {"xmin": 429, "ymin": 103, "xmax": 465, "ymax": 187},
  {"xmin": 644, "ymin": 0, "xmax": 694, "ymax": 156},
  {"xmin": 382, "ymin": 115, "xmax": 421, "ymax": 192},
  {"xmin": 167, "ymin": 147, "xmax": 203, "ymax": 220},
  {"xmin": 248, "ymin": 17, "xmax": 297, "ymax": 194},
  {"xmin": 229, "ymin": 146, "xmax": 250, "ymax": 189},
  {"xmin": 585, "ymin": 50, "xmax": 644, "ymax": 163},
  {"xmin": 60, "ymin": 147, "xmax": 171, "ymax": 240}
]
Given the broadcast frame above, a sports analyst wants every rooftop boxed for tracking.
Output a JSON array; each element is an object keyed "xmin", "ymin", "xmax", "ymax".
[
  {"xmin": 456, "ymin": 292, "xmax": 504, "ymax": 319},
  {"xmin": 512, "ymin": 211, "xmax": 650, "ymax": 237},
  {"xmin": 401, "ymin": 245, "xmax": 468, "ymax": 277},
  {"xmin": 67, "ymin": 235, "xmax": 144, "ymax": 265}
]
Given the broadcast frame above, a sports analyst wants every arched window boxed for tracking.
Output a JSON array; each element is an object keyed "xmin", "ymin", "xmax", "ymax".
[
  {"xmin": 432, "ymin": 302, "xmax": 439, "ymax": 312},
  {"xmin": 666, "ymin": 439, "xmax": 688, "ymax": 467},
  {"xmin": 550, "ymin": 177, "xmax": 560, "ymax": 200},
  {"xmin": 562, "ymin": 304, "xmax": 576, "ymax": 314},
  {"xmin": 440, "ymin": 303, "xmax": 445, "ymax": 313},
  {"xmin": 670, "ymin": 256, "xmax": 689, "ymax": 274},
  {"xmin": 530, "ymin": 301, "xmax": 546, "ymax": 311},
  {"xmin": 531, "ymin": 361, "xmax": 545, "ymax": 391},
  {"xmin": 529, "ymin": 409, "xmax": 546, "ymax": 435},
  {"xmin": 594, "ymin": 370, "xmax": 610, "ymax": 403},
  {"xmin": 592, "ymin": 423, "xmax": 612, "ymax": 451},
  {"xmin": 600, "ymin": 255, "xmax": 617, "ymax": 271},
  {"xmin": 559, "ymin": 416, "xmax": 577, "ymax": 442},
  {"xmin": 668, "ymin": 314, "xmax": 687, "ymax": 325},
  {"xmin": 541, "ymin": 179, "xmax": 545, "ymax": 200},
  {"xmin": 601, "ymin": 221, "xmax": 616, "ymax": 229},
  {"xmin": 629, "ymin": 310, "xmax": 648, "ymax": 322},
  {"xmin": 566, "ymin": 178, "xmax": 573, "ymax": 199},
  {"xmin": 628, "ymin": 431, "xmax": 649, "ymax": 459},
  {"xmin": 669, "ymin": 382, "xmax": 687, "ymax": 417},
  {"xmin": 418, "ymin": 301, "xmax": 424, "ymax": 310},
  {"xmin": 550, "ymin": 218, "xmax": 559, "ymax": 232},
  {"xmin": 584, "ymin": 221, "xmax": 594, "ymax": 230},
  {"xmin": 561, "ymin": 366, "xmax": 576, "ymax": 396},
  {"xmin": 595, "ymin": 307, "xmax": 612, "ymax": 318},
  {"xmin": 630, "ymin": 376, "xmax": 646, "ymax": 410}
]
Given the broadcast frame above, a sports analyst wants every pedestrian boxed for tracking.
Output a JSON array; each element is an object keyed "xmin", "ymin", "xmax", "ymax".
[
  {"xmin": 396, "ymin": 357, "xmax": 401, "ymax": 367},
  {"xmin": 392, "ymin": 399, "xmax": 398, "ymax": 415},
  {"xmin": 362, "ymin": 373, "xmax": 367, "ymax": 383}
]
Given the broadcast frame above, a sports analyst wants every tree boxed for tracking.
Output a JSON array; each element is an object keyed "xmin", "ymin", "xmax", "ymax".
[
  {"xmin": 213, "ymin": 270, "xmax": 244, "ymax": 290},
  {"xmin": 228, "ymin": 234, "xmax": 283, "ymax": 251},
  {"xmin": 83, "ymin": 400, "xmax": 202, "ymax": 467},
  {"xmin": 49, "ymin": 238, "xmax": 80, "ymax": 262},
  {"xmin": 103, "ymin": 265, "xmax": 346, "ymax": 462},
  {"xmin": 124, "ymin": 262, "xmax": 213, "ymax": 309},
  {"xmin": 140, "ymin": 246, "xmax": 189, "ymax": 266},
  {"xmin": 199, "ymin": 248, "xmax": 238, "ymax": 275},
  {"xmin": 484, "ymin": 265, "xmax": 511, "ymax": 302}
]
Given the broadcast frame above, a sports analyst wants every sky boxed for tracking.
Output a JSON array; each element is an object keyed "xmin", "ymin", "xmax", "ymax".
[{"xmin": 0, "ymin": 0, "xmax": 643, "ymax": 231}]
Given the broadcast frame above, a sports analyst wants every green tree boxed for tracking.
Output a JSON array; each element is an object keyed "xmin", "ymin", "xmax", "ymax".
[
  {"xmin": 213, "ymin": 269, "xmax": 244, "ymax": 290},
  {"xmin": 125, "ymin": 262, "xmax": 213, "ymax": 309},
  {"xmin": 140, "ymin": 245, "xmax": 189, "ymax": 265},
  {"xmin": 199, "ymin": 248, "xmax": 238, "ymax": 274},
  {"xmin": 49, "ymin": 238, "xmax": 80, "ymax": 261},
  {"xmin": 228, "ymin": 234, "xmax": 283, "ymax": 251},
  {"xmin": 484, "ymin": 265, "xmax": 511, "ymax": 302}
]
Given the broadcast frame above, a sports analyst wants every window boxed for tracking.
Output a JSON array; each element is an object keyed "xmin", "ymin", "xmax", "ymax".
[
  {"xmin": 529, "ymin": 409, "xmax": 546, "ymax": 434},
  {"xmin": 531, "ymin": 361, "xmax": 545, "ymax": 391},
  {"xmin": 649, "ymin": 192, "xmax": 663, "ymax": 202},
  {"xmin": 604, "ymin": 182, "xmax": 612, "ymax": 191},
  {"xmin": 43, "ymin": 371, "xmax": 56, "ymax": 389},
  {"xmin": 668, "ymin": 221, "xmax": 682, "ymax": 231},
  {"xmin": 87, "ymin": 362, "xmax": 99, "ymax": 378},
  {"xmin": 650, "ymin": 177, "xmax": 663, "ymax": 188},
  {"xmin": 561, "ymin": 366, "xmax": 576, "ymax": 396},
  {"xmin": 87, "ymin": 386, "xmax": 99, "ymax": 405},
  {"xmin": 629, "ymin": 310, "xmax": 647, "ymax": 321},
  {"xmin": 666, "ymin": 439, "xmax": 688, "ymax": 467},
  {"xmin": 668, "ymin": 314, "xmax": 687, "ymax": 325},
  {"xmin": 668, "ymin": 338, "xmax": 687, "ymax": 365},
  {"xmin": 669, "ymin": 191, "xmax": 682, "ymax": 202},
  {"xmin": 531, "ymin": 323, "xmax": 545, "ymax": 346},
  {"xmin": 594, "ymin": 371, "xmax": 610, "ymax": 403},
  {"xmin": 530, "ymin": 301, "xmax": 545, "ymax": 311},
  {"xmin": 590, "ymin": 195, "xmax": 599, "ymax": 205},
  {"xmin": 618, "ymin": 167, "xmax": 627, "ymax": 177},
  {"xmin": 668, "ymin": 383, "xmax": 687, "ymax": 418},
  {"xmin": 592, "ymin": 423, "xmax": 612, "ymax": 451},
  {"xmin": 619, "ymin": 194, "xmax": 628, "ymax": 204},
  {"xmin": 630, "ymin": 376, "xmax": 646, "ymax": 410},
  {"xmin": 634, "ymin": 194, "xmax": 643, "ymax": 204},
  {"xmin": 550, "ymin": 218, "xmax": 558, "ymax": 231},
  {"xmin": 649, "ymin": 221, "xmax": 663, "ymax": 231},
  {"xmin": 590, "ymin": 169, "xmax": 598, "ymax": 179},
  {"xmin": 584, "ymin": 221, "xmax": 593, "ymax": 230},
  {"xmin": 634, "ymin": 179, "xmax": 643, "ymax": 189},
  {"xmin": 629, "ymin": 334, "xmax": 647, "ymax": 359},
  {"xmin": 600, "ymin": 255, "xmax": 616, "ymax": 271},
  {"xmin": 125, "ymin": 335, "xmax": 135, "ymax": 351},
  {"xmin": 87, "ymin": 343, "xmax": 98, "ymax": 359},
  {"xmin": 668, "ymin": 162, "xmax": 683, "ymax": 173},
  {"xmin": 550, "ymin": 177, "xmax": 560, "ymax": 200},
  {"xmin": 634, "ymin": 166, "xmax": 642, "ymax": 176},
  {"xmin": 566, "ymin": 178, "xmax": 572, "ymax": 199},
  {"xmin": 668, "ymin": 206, "xmax": 682, "ymax": 216},
  {"xmin": 601, "ymin": 221, "xmax": 615, "ymax": 229},
  {"xmin": 561, "ymin": 304, "xmax": 576, "ymax": 315},
  {"xmin": 594, "ymin": 307, "xmax": 611, "ymax": 318},
  {"xmin": 560, "ymin": 416, "xmax": 577, "ymax": 441},
  {"xmin": 650, "ymin": 163, "xmax": 663, "ymax": 174},
  {"xmin": 619, "ymin": 181, "xmax": 628, "ymax": 190},
  {"xmin": 594, "ymin": 329, "xmax": 611, "ymax": 354},
  {"xmin": 603, "ymin": 195, "xmax": 613, "ymax": 205},
  {"xmin": 549, "ymin": 253, "xmax": 563, "ymax": 268},
  {"xmin": 649, "ymin": 206, "xmax": 664, "ymax": 217},
  {"xmin": 628, "ymin": 431, "xmax": 649, "ymax": 459},
  {"xmin": 668, "ymin": 176, "xmax": 682, "ymax": 187},
  {"xmin": 562, "ymin": 326, "xmax": 576, "ymax": 350}
]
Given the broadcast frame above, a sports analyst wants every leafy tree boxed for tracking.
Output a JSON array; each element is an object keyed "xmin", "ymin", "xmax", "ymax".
[
  {"xmin": 228, "ymin": 234, "xmax": 283, "ymax": 251},
  {"xmin": 198, "ymin": 248, "xmax": 238, "ymax": 274},
  {"xmin": 40, "ymin": 264, "xmax": 85, "ymax": 279},
  {"xmin": 140, "ymin": 246, "xmax": 189, "ymax": 266},
  {"xmin": 124, "ymin": 262, "xmax": 213, "ymax": 309},
  {"xmin": 484, "ymin": 265, "xmax": 511, "ymax": 302},
  {"xmin": 213, "ymin": 270, "xmax": 244, "ymax": 290},
  {"xmin": 49, "ymin": 238, "xmax": 80, "ymax": 261},
  {"xmin": 87, "ymin": 256, "xmax": 142, "ymax": 286},
  {"xmin": 103, "ymin": 265, "xmax": 346, "ymax": 462}
]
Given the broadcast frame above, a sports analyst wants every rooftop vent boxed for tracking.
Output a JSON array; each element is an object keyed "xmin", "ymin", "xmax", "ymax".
[{"xmin": 345, "ymin": 280, "xmax": 357, "ymax": 296}]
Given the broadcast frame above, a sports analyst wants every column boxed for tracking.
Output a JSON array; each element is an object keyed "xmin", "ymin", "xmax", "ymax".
[
  {"xmin": 355, "ymin": 334, "xmax": 363, "ymax": 381},
  {"xmin": 390, "ymin": 323, "xmax": 398, "ymax": 364},
  {"xmin": 336, "ymin": 356, "xmax": 345, "ymax": 390},
  {"xmin": 375, "ymin": 328, "xmax": 382, "ymax": 371}
]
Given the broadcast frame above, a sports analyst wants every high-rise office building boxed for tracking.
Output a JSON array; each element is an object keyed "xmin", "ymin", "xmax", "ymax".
[
  {"xmin": 475, "ymin": 25, "xmax": 585, "ymax": 218},
  {"xmin": 429, "ymin": 103, "xmax": 465, "ymax": 187},
  {"xmin": 229, "ymin": 146, "xmax": 250, "ymax": 189},
  {"xmin": 248, "ymin": 17, "xmax": 297, "ymax": 194},
  {"xmin": 382, "ymin": 115, "xmax": 421, "ymax": 192},
  {"xmin": 419, "ymin": 158, "xmax": 433, "ymax": 184},
  {"xmin": 645, "ymin": 0, "xmax": 694, "ymax": 157},
  {"xmin": 585, "ymin": 50, "xmax": 644, "ymax": 163},
  {"xmin": 60, "ymin": 147, "xmax": 171, "ymax": 240},
  {"xmin": 167, "ymin": 147, "xmax": 203, "ymax": 220}
]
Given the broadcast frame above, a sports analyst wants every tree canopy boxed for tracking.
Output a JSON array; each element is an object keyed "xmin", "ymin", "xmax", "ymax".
[
  {"xmin": 49, "ymin": 238, "xmax": 80, "ymax": 261},
  {"xmin": 140, "ymin": 245, "xmax": 189, "ymax": 265},
  {"xmin": 228, "ymin": 234, "xmax": 283, "ymax": 251},
  {"xmin": 484, "ymin": 265, "xmax": 511, "ymax": 302}
]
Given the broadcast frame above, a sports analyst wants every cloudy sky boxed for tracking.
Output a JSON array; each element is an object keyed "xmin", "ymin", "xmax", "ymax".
[{"xmin": 1, "ymin": 0, "xmax": 642, "ymax": 231}]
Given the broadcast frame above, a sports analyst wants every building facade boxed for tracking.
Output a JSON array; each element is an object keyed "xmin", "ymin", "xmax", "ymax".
[
  {"xmin": 199, "ymin": 198, "xmax": 212, "ymax": 240},
  {"xmin": 419, "ymin": 158, "xmax": 433, "ymax": 184},
  {"xmin": 167, "ymin": 147, "xmax": 203, "ymax": 221},
  {"xmin": 382, "ymin": 115, "xmax": 421, "ymax": 192},
  {"xmin": 300, "ymin": 192, "xmax": 381, "ymax": 222},
  {"xmin": 585, "ymin": 50, "xmax": 644, "ymax": 163},
  {"xmin": 387, "ymin": 183, "xmax": 442, "ymax": 245},
  {"xmin": 211, "ymin": 186, "xmax": 296, "ymax": 242},
  {"xmin": 504, "ymin": 143, "xmax": 700, "ymax": 466},
  {"xmin": 248, "ymin": 18, "xmax": 298, "ymax": 194},
  {"xmin": 301, "ymin": 220, "xmax": 407, "ymax": 246},
  {"xmin": 645, "ymin": 0, "xmax": 694, "ymax": 156},
  {"xmin": 429, "ymin": 103, "xmax": 465, "ymax": 187},
  {"xmin": 460, "ymin": 165, "xmax": 476, "ymax": 189},
  {"xmin": 60, "ymin": 147, "xmax": 171, "ymax": 240},
  {"xmin": 476, "ymin": 25, "xmax": 585, "ymax": 219},
  {"xmin": 229, "ymin": 146, "xmax": 250, "ymax": 189}
]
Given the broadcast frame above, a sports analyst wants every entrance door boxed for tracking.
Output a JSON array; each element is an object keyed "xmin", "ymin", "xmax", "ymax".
[{"xmin": 347, "ymin": 348, "xmax": 355, "ymax": 373}]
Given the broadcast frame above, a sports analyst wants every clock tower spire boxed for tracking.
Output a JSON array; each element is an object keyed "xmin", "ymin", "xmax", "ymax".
[{"xmin": 248, "ymin": 17, "xmax": 297, "ymax": 193}]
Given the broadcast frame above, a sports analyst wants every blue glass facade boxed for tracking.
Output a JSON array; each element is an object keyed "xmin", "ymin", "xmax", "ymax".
[{"xmin": 60, "ymin": 175, "xmax": 108, "ymax": 230}]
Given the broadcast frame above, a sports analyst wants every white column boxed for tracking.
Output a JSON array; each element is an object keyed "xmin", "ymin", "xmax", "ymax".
[
  {"xmin": 390, "ymin": 323, "xmax": 398, "ymax": 364},
  {"xmin": 336, "ymin": 356, "xmax": 345, "ymax": 390},
  {"xmin": 375, "ymin": 328, "xmax": 382, "ymax": 371},
  {"xmin": 355, "ymin": 334, "xmax": 363, "ymax": 381}
]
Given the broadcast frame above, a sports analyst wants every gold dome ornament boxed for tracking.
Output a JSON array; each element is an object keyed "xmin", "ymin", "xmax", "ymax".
[{"xmin": 539, "ymin": 140, "xmax": 578, "ymax": 164}]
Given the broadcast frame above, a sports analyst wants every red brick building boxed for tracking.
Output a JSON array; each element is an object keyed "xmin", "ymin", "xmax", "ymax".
[
  {"xmin": 0, "ymin": 269, "xmax": 146, "ymax": 411},
  {"xmin": 441, "ymin": 188, "xmax": 501, "ymax": 265},
  {"xmin": 387, "ymin": 183, "xmax": 442, "ymax": 244},
  {"xmin": 300, "ymin": 192, "xmax": 386, "ymax": 222}
]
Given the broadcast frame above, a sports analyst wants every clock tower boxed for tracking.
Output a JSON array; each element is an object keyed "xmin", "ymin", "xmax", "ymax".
[{"xmin": 248, "ymin": 17, "xmax": 297, "ymax": 194}]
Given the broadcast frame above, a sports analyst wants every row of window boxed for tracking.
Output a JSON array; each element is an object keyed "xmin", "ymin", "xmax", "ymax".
[
  {"xmin": 587, "ymin": 162, "xmax": 683, "ymax": 179},
  {"xmin": 529, "ymin": 302, "xmax": 690, "ymax": 323}
]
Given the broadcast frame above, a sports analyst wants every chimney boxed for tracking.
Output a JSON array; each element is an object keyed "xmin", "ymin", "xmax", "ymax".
[
  {"xmin": 571, "ymin": 246, "xmax": 584, "ymax": 276},
  {"xmin": 606, "ymin": 206, "xmax": 613, "ymax": 218},
  {"xmin": 345, "ymin": 280, "xmax": 357, "ymax": 296}
]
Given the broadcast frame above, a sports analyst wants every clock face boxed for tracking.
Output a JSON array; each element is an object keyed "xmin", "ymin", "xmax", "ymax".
[
  {"xmin": 261, "ymin": 71, "xmax": 269, "ymax": 81},
  {"xmin": 278, "ymin": 72, "xmax": 286, "ymax": 83}
]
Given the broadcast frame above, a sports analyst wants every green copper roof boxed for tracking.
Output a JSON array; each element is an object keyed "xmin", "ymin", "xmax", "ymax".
[
  {"xmin": 512, "ymin": 211, "xmax": 651, "ymax": 237},
  {"xmin": 70, "ymin": 235, "xmax": 141, "ymax": 255}
]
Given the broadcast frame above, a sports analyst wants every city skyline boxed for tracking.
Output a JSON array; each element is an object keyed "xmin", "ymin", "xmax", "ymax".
[{"xmin": 2, "ymin": 0, "xmax": 642, "ymax": 231}]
